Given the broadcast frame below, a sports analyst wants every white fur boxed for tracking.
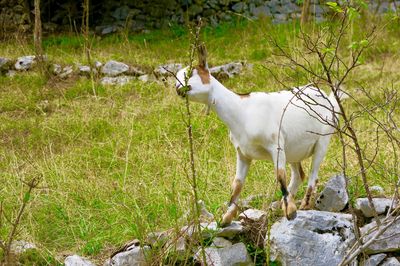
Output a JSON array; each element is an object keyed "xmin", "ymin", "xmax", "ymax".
[{"xmin": 176, "ymin": 66, "xmax": 342, "ymax": 222}]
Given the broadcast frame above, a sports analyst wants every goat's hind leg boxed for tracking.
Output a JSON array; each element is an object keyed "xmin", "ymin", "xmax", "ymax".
[
  {"xmin": 221, "ymin": 150, "xmax": 251, "ymax": 227},
  {"xmin": 271, "ymin": 147, "xmax": 297, "ymax": 220},
  {"xmin": 300, "ymin": 137, "xmax": 330, "ymax": 210}
]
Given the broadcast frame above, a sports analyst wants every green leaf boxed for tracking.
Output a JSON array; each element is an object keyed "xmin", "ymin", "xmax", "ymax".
[
  {"xmin": 23, "ymin": 192, "xmax": 30, "ymax": 203},
  {"xmin": 348, "ymin": 41, "xmax": 359, "ymax": 49},
  {"xmin": 326, "ymin": 2, "xmax": 344, "ymax": 13},
  {"xmin": 359, "ymin": 39, "xmax": 369, "ymax": 47},
  {"xmin": 348, "ymin": 7, "xmax": 360, "ymax": 20},
  {"xmin": 322, "ymin": 47, "xmax": 335, "ymax": 54}
]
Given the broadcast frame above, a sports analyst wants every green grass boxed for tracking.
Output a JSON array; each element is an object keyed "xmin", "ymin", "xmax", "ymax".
[{"xmin": 0, "ymin": 15, "xmax": 399, "ymax": 264}]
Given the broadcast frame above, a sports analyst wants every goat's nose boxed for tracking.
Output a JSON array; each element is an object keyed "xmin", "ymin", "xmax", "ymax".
[{"xmin": 176, "ymin": 84, "xmax": 191, "ymax": 97}]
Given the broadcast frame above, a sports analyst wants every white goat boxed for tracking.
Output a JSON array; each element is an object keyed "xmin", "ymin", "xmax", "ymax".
[{"xmin": 176, "ymin": 45, "xmax": 343, "ymax": 226}]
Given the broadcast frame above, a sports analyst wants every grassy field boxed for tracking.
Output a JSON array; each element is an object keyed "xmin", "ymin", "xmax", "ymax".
[{"xmin": 0, "ymin": 14, "xmax": 400, "ymax": 264}]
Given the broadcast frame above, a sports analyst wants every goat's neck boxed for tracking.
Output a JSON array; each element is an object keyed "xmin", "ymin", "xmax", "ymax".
[{"xmin": 209, "ymin": 77, "xmax": 243, "ymax": 135}]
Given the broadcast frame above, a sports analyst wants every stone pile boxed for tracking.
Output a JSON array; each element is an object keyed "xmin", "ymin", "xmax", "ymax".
[
  {"xmin": 2, "ymin": 0, "xmax": 399, "ymax": 35},
  {"xmin": 61, "ymin": 173, "xmax": 398, "ymax": 266},
  {"xmin": 0, "ymin": 55, "xmax": 251, "ymax": 87}
]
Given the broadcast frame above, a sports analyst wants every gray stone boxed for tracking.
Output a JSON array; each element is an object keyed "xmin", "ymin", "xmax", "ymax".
[
  {"xmin": 10, "ymin": 240, "xmax": 36, "ymax": 254},
  {"xmin": 100, "ymin": 76, "xmax": 135, "ymax": 86},
  {"xmin": 364, "ymin": 254, "xmax": 387, "ymax": 266},
  {"xmin": 370, "ymin": 185, "xmax": 385, "ymax": 196},
  {"xmin": 273, "ymin": 13, "xmax": 287, "ymax": 21},
  {"xmin": 232, "ymin": 2, "xmax": 247, "ymax": 12},
  {"xmin": 315, "ymin": 174, "xmax": 349, "ymax": 212},
  {"xmin": 59, "ymin": 66, "xmax": 74, "ymax": 79},
  {"xmin": 269, "ymin": 210, "xmax": 355, "ymax": 266},
  {"xmin": 50, "ymin": 64, "xmax": 62, "ymax": 75},
  {"xmin": 210, "ymin": 62, "xmax": 244, "ymax": 79},
  {"xmin": 0, "ymin": 57, "xmax": 11, "ymax": 73},
  {"xmin": 195, "ymin": 242, "xmax": 253, "ymax": 266},
  {"xmin": 154, "ymin": 63, "xmax": 183, "ymax": 77},
  {"xmin": 95, "ymin": 61, "xmax": 103, "ymax": 69},
  {"xmin": 182, "ymin": 221, "xmax": 243, "ymax": 240},
  {"xmin": 360, "ymin": 216, "xmax": 400, "ymax": 254},
  {"xmin": 6, "ymin": 70, "xmax": 16, "ymax": 77},
  {"xmin": 239, "ymin": 209, "xmax": 267, "ymax": 222},
  {"xmin": 188, "ymin": 4, "xmax": 203, "ymax": 16},
  {"xmin": 381, "ymin": 257, "xmax": 400, "ymax": 266},
  {"xmin": 145, "ymin": 230, "xmax": 171, "ymax": 247},
  {"xmin": 15, "ymin": 55, "xmax": 36, "ymax": 71},
  {"xmin": 355, "ymin": 198, "xmax": 394, "ymax": 218},
  {"xmin": 101, "ymin": 25, "xmax": 118, "ymax": 35},
  {"xmin": 211, "ymin": 237, "xmax": 232, "ymax": 248},
  {"xmin": 64, "ymin": 255, "xmax": 96, "ymax": 266},
  {"xmin": 128, "ymin": 65, "xmax": 147, "ymax": 76},
  {"xmin": 198, "ymin": 200, "xmax": 215, "ymax": 221},
  {"xmin": 101, "ymin": 60, "xmax": 130, "ymax": 76},
  {"xmin": 78, "ymin": 65, "xmax": 96, "ymax": 76},
  {"xmin": 110, "ymin": 246, "xmax": 150, "ymax": 266},
  {"xmin": 111, "ymin": 5, "xmax": 130, "ymax": 20},
  {"xmin": 311, "ymin": 5, "xmax": 325, "ymax": 15},
  {"xmin": 251, "ymin": 5, "xmax": 271, "ymax": 17}
]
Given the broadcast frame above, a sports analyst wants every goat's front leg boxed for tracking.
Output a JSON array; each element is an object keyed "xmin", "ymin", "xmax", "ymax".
[
  {"xmin": 221, "ymin": 150, "xmax": 251, "ymax": 227},
  {"xmin": 271, "ymin": 147, "xmax": 297, "ymax": 220}
]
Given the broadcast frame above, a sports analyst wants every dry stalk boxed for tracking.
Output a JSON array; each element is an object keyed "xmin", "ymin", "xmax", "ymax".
[{"xmin": 0, "ymin": 176, "xmax": 41, "ymax": 266}]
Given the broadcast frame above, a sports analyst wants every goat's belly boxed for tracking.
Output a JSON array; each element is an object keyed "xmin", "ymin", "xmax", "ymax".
[
  {"xmin": 284, "ymin": 139, "xmax": 317, "ymax": 162},
  {"xmin": 239, "ymin": 145, "xmax": 272, "ymax": 160}
]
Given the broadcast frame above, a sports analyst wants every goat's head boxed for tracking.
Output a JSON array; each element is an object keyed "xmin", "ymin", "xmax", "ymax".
[{"xmin": 175, "ymin": 44, "xmax": 211, "ymax": 104}]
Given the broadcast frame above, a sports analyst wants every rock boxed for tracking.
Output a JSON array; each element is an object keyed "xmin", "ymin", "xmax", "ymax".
[
  {"xmin": 59, "ymin": 66, "xmax": 74, "ymax": 79},
  {"xmin": 10, "ymin": 240, "xmax": 36, "ymax": 254},
  {"xmin": 182, "ymin": 221, "xmax": 243, "ymax": 240},
  {"xmin": 239, "ymin": 209, "xmax": 267, "ymax": 222},
  {"xmin": 232, "ymin": 2, "xmax": 247, "ymax": 12},
  {"xmin": 138, "ymin": 74, "xmax": 149, "ymax": 82},
  {"xmin": 198, "ymin": 200, "xmax": 215, "ymax": 221},
  {"xmin": 15, "ymin": 55, "xmax": 36, "ymax": 71},
  {"xmin": 211, "ymin": 237, "xmax": 232, "ymax": 248},
  {"xmin": 0, "ymin": 57, "xmax": 11, "ymax": 73},
  {"xmin": 6, "ymin": 70, "xmax": 16, "ymax": 77},
  {"xmin": 50, "ymin": 64, "xmax": 62, "ymax": 75},
  {"xmin": 94, "ymin": 61, "xmax": 103, "ymax": 69},
  {"xmin": 64, "ymin": 255, "xmax": 96, "ymax": 266},
  {"xmin": 101, "ymin": 25, "xmax": 118, "ymax": 35},
  {"xmin": 364, "ymin": 254, "xmax": 387, "ymax": 266},
  {"xmin": 269, "ymin": 210, "xmax": 355, "ymax": 266},
  {"xmin": 370, "ymin": 185, "xmax": 385, "ymax": 196},
  {"xmin": 128, "ymin": 65, "xmax": 147, "ymax": 76},
  {"xmin": 111, "ymin": 5, "xmax": 130, "ymax": 20},
  {"xmin": 210, "ymin": 62, "xmax": 244, "ymax": 79},
  {"xmin": 78, "ymin": 65, "xmax": 97, "ymax": 76},
  {"xmin": 360, "ymin": 216, "xmax": 400, "ymax": 254},
  {"xmin": 355, "ymin": 198, "xmax": 394, "ymax": 218},
  {"xmin": 101, "ymin": 60, "xmax": 130, "ymax": 76},
  {"xmin": 145, "ymin": 230, "xmax": 171, "ymax": 247},
  {"xmin": 110, "ymin": 246, "xmax": 149, "ymax": 266},
  {"xmin": 251, "ymin": 4, "xmax": 271, "ymax": 17},
  {"xmin": 315, "ymin": 174, "xmax": 349, "ymax": 212},
  {"xmin": 100, "ymin": 76, "xmax": 135, "ymax": 86},
  {"xmin": 195, "ymin": 242, "xmax": 252, "ymax": 266},
  {"xmin": 381, "ymin": 257, "xmax": 400, "ymax": 266},
  {"xmin": 153, "ymin": 63, "xmax": 183, "ymax": 77}
]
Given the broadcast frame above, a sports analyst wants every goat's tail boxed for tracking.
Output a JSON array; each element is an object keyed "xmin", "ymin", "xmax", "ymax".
[{"xmin": 328, "ymin": 86, "xmax": 349, "ymax": 114}]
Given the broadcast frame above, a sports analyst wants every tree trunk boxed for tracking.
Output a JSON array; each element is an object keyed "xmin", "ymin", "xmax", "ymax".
[
  {"xmin": 301, "ymin": 0, "xmax": 311, "ymax": 26},
  {"xmin": 34, "ymin": 0, "xmax": 43, "ymax": 62}
]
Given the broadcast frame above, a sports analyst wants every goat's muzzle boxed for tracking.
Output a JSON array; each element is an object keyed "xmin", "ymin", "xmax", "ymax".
[{"xmin": 176, "ymin": 85, "xmax": 191, "ymax": 98}]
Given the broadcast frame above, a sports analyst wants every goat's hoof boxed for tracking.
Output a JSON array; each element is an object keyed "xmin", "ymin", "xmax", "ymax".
[
  {"xmin": 282, "ymin": 195, "xmax": 297, "ymax": 220},
  {"xmin": 220, "ymin": 213, "xmax": 234, "ymax": 228},
  {"xmin": 299, "ymin": 199, "xmax": 312, "ymax": 210}
]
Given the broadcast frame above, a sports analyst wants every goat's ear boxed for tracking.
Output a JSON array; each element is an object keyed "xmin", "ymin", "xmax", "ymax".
[{"xmin": 197, "ymin": 43, "xmax": 208, "ymax": 69}]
